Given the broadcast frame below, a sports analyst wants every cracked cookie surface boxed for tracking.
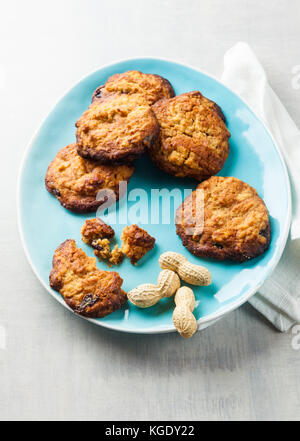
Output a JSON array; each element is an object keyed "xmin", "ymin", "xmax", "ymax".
[
  {"xmin": 149, "ymin": 92, "xmax": 230, "ymax": 180},
  {"xmin": 176, "ymin": 176, "xmax": 271, "ymax": 262},
  {"xmin": 76, "ymin": 93, "xmax": 159, "ymax": 163},
  {"xmin": 92, "ymin": 70, "xmax": 175, "ymax": 105},
  {"xmin": 49, "ymin": 239, "xmax": 127, "ymax": 317},
  {"xmin": 45, "ymin": 144, "xmax": 134, "ymax": 212}
]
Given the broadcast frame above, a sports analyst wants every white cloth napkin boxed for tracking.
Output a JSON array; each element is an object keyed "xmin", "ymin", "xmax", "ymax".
[{"xmin": 220, "ymin": 42, "xmax": 300, "ymax": 331}]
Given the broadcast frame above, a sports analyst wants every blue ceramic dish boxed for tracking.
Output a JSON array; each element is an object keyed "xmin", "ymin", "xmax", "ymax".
[{"xmin": 18, "ymin": 58, "xmax": 291, "ymax": 333}]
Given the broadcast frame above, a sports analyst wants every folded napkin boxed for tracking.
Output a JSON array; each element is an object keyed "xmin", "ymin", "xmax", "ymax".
[{"xmin": 221, "ymin": 42, "xmax": 300, "ymax": 331}]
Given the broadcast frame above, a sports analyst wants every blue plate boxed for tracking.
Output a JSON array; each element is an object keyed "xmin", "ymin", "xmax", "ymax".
[{"xmin": 18, "ymin": 58, "xmax": 291, "ymax": 334}]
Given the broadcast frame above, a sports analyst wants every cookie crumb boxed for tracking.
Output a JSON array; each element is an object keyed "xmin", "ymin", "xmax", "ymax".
[
  {"xmin": 93, "ymin": 239, "xmax": 112, "ymax": 262},
  {"xmin": 81, "ymin": 218, "xmax": 124, "ymax": 266},
  {"xmin": 109, "ymin": 245, "xmax": 124, "ymax": 266}
]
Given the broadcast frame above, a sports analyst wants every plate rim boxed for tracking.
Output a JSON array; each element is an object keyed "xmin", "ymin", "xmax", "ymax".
[{"xmin": 17, "ymin": 56, "xmax": 292, "ymax": 334}]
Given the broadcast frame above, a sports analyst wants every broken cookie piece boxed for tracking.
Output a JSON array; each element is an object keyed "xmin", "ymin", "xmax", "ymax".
[
  {"xmin": 121, "ymin": 224, "xmax": 155, "ymax": 265},
  {"xmin": 93, "ymin": 238, "xmax": 112, "ymax": 261},
  {"xmin": 81, "ymin": 218, "xmax": 115, "ymax": 245},
  {"xmin": 49, "ymin": 239, "xmax": 127, "ymax": 318},
  {"xmin": 81, "ymin": 218, "xmax": 124, "ymax": 266}
]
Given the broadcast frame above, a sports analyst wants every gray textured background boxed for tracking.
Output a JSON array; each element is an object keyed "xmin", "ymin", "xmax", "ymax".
[{"xmin": 0, "ymin": 0, "xmax": 300, "ymax": 421}]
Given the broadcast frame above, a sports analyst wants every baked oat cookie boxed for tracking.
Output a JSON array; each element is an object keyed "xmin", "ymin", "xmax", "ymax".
[
  {"xmin": 49, "ymin": 239, "xmax": 127, "ymax": 317},
  {"xmin": 121, "ymin": 224, "xmax": 155, "ymax": 264},
  {"xmin": 150, "ymin": 92, "xmax": 230, "ymax": 180},
  {"xmin": 76, "ymin": 93, "xmax": 159, "ymax": 163},
  {"xmin": 176, "ymin": 176, "xmax": 271, "ymax": 262},
  {"xmin": 45, "ymin": 144, "xmax": 134, "ymax": 213},
  {"xmin": 92, "ymin": 70, "xmax": 175, "ymax": 105}
]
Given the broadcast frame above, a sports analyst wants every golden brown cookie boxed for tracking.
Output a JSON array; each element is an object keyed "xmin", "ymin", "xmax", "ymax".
[
  {"xmin": 76, "ymin": 93, "xmax": 159, "ymax": 163},
  {"xmin": 121, "ymin": 224, "xmax": 155, "ymax": 264},
  {"xmin": 92, "ymin": 70, "xmax": 175, "ymax": 105},
  {"xmin": 45, "ymin": 144, "xmax": 134, "ymax": 213},
  {"xmin": 176, "ymin": 176, "xmax": 271, "ymax": 262},
  {"xmin": 49, "ymin": 239, "xmax": 127, "ymax": 317},
  {"xmin": 149, "ymin": 92, "xmax": 230, "ymax": 180}
]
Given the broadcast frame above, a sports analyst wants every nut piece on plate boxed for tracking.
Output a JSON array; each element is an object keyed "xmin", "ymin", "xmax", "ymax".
[
  {"xmin": 149, "ymin": 91, "xmax": 230, "ymax": 180},
  {"xmin": 76, "ymin": 93, "xmax": 160, "ymax": 164},
  {"xmin": 92, "ymin": 70, "xmax": 175, "ymax": 105},
  {"xmin": 173, "ymin": 286, "xmax": 198, "ymax": 338},
  {"xmin": 159, "ymin": 251, "xmax": 212, "ymax": 286},
  {"xmin": 121, "ymin": 224, "xmax": 156, "ymax": 265},
  {"xmin": 128, "ymin": 269, "xmax": 180, "ymax": 308},
  {"xmin": 49, "ymin": 239, "xmax": 127, "ymax": 318},
  {"xmin": 45, "ymin": 144, "xmax": 134, "ymax": 213},
  {"xmin": 176, "ymin": 176, "xmax": 271, "ymax": 262}
]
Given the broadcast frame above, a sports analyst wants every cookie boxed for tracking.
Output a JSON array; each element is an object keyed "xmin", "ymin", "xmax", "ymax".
[
  {"xmin": 150, "ymin": 92, "xmax": 230, "ymax": 180},
  {"xmin": 121, "ymin": 224, "xmax": 155, "ymax": 264},
  {"xmin": 45, "ymin": 144, "xmax": 134, "ymax": 213},
  {"xmin": 76, "ymin": 93, "xmax": 159, "ymax": 163},
  {"xmin": 92, "ymin": 70, "xmax": 175, "ymax": 105},
  {"xmin": 49, "ymin": 239, "xmax": 127, "ymax": 317},
  {"xmin": 176, "ymin": 176, "xmax": 271, "ymax": 262}
]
